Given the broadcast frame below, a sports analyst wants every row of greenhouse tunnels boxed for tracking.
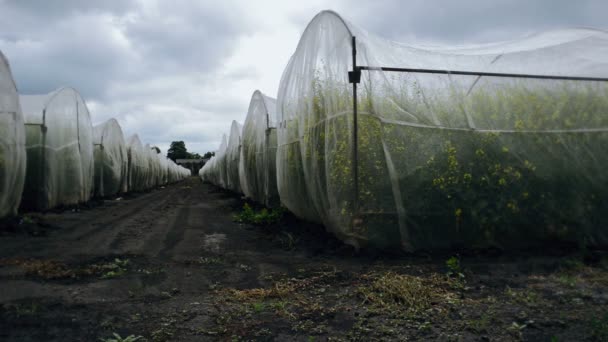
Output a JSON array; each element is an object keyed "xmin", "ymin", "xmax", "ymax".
[
  {"xmin": 4, "ymin": 10, "xmax": 608, "ymax": 252},
  {"xmin": 0, "ymin": 58, "xmax": 191, "ymax": 216}
]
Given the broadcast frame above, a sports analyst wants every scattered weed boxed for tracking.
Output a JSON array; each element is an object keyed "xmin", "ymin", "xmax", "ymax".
[
  {"xmin": 507, "ymin": 321, "xmax": 527, "ymax": 339},
  {"xmin": 99, "ymin": 333, "xmax": 142, "ymax": 342},
  {"xmin": 234, "ymin": 203, "xmax": 284, "ymax": 225},
  {"xmin": 4, "ymin": 302, "xmax": 40, "ymax": 317},
  {"xmin": 99, "ymin": 258, "xmax": 130, "ymax": 279},
  {"xmin": 557, "ymin": 274, "xmax": 577, "ymax": 288},
  {"xmin": 446, "ymin": 256, "xmax": 465, "ymax": 281},
  {"xmin": 505, "ymin": 286, "xmax": 540, "ymax": 306},
  {"xmin": 0, "ymin": 257, "xmax": 130, "ymax": 280},
  {"xmin": 20, "ymin": 215, "xmax": 36, "ymax": 225},
  {"xmin": 278, "ymin": 231, "xmax": 299, "ymax": 250},
  {"xmin": 358, "ymin": 272, "xmax": 433, "ymax": 314},
  {"xmin": 199, "ymin": 257, "xmax": 222, "ymax": 265},
  {"xmin": 251, "ymin": 302, "xmax": 266, "ymax": 313},
  {"xmin": 468, "ymin": 311, "xmax": 494, "ymax": 333}
]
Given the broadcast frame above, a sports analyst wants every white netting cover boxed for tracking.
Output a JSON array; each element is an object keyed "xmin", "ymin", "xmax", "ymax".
[
  {"xmin": 143, "ymin": 144, "xmax": 157, "ymax": 188},
  {"xmin": 201, "ymin": 134, "xmax": 228, "ymax": 187},
  {"xmin": 93, "ymin": 119, "xmax": 128, "ymax": 197},
  {"xmin": 171, "ymin": 159, "xmax": 189, "ymax": 182},
  {"xmin": 225, "ymin": 120, "xmax": 243, "ymax": 193},
  {"xmin": 156, "ymin": 153, "xmax": 167, "ymax": 186},
  {"xmin": 126, "ymin": 134, "xmax": 148, "ymax": 192},
  {"xmin": 277, "ymin": 10, "xmax": 608, "ymax": 251},
  {"xmin": 239, "ymin": 90, "xmax": 279, "ymax": 207},
  {"xmin": 0, "ymin": 51, "xmax": 26, "ymax": 218},
  {"xmin": 166, "ymin": 158, "xmax": 183, "ymax": 183},
  {"xmin": 20, "ymin": 87, "xmax": 94, "ymax": 210}
]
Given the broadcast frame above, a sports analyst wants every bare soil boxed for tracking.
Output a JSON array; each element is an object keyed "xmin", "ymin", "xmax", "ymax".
[{"xmin": 0, "ymin": 177, "xmax": 607, "ymax": 341}]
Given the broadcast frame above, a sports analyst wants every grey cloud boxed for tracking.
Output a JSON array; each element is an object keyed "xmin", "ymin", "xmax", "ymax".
[
  {"xmin": 343, "ymin": 0, "xmax": 608, "ymax": 43},
  {"xmin": 123, "ymin": 2, "xmax": 250, "ymax": 74},
  {"xmin": 3, "ymin": 14, "xmax": 133, "ymax": 98},
  {"xmin": 0, "ymin": 0, "xmax": 252, "ymax": 101},
  {"xmin": 1, "ymin": 0, "xmax": 136, "ymax": 18}
]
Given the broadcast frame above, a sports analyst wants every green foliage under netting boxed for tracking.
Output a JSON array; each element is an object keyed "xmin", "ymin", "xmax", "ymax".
[
  {"xmin": 234, "ymin": 203, "xmax": 285, "ymax": 225},
  {"xmin": 241, "ymin": 129, "xmax": 279, "ymax": 207},
  {"xmin": 288, "ymin": 77, "xmax": 608, "ymax": 250}
]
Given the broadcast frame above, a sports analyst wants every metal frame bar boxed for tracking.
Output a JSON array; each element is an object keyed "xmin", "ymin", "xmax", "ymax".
[{"xmin": 357, "ymin": 66, "xmax": 608, "ymax": 82}]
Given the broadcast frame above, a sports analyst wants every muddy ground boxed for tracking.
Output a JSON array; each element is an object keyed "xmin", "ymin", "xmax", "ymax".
[{"xmin": 0, "ymin": 177, "xmax": 607, "ymax": 341}]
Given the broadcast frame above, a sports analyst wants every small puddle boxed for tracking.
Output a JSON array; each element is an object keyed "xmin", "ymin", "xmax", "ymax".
[{"xmin": 202, "ymin": 233, "xmax": 226, "ymax": 253}]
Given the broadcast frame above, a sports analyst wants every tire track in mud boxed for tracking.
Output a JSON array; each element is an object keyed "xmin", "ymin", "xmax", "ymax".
[
  {"xmin": 68, "ymin": 189, "xmax": 174, "ymax": 241},
  {"xmin": 107, "ymin": 188, "xmax": 186, "ymax": 254},
  {"xmin": 1, "ymin": 185, "xmax": 190, "ymax": 259},
  {"xmin": 157, "ymin": 205, "xmax": 191, "ymax": 261}
]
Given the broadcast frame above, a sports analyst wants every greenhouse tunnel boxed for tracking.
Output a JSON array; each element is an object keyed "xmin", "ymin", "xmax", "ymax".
[
  {"xmin": 126, "ymin": 134, "xmax": 148, "ymax": 192},
  {"xmin": 155, "ymin": 153, "xmax": 167, "ymax": 186},
  {"xmin": 239, "ymin": 90, "xmax": 279, "ymax": 207},
  {"xmin": 277, "ymin": 10, "xmax": 608, "ymax": 251},
  {"xmin": 143, "ymin": 143, "xmax": 158, "ymax": 189},
  {"xmin": 20, "ymin": 87, "xmax": 94, "ymax": 210},
  {"xmin": 201, "ymin": 134, "xmax": 228, "ymax": 188},
  {"xmin": 225, "ymin": 120, "xmax": 243, "ymax": 194},
  {"xmin": 93, "ymin": 119, "xmax": 128, "ymax": 198},
  {"xmin": 0, "ymin": 51, "xmax": 26, "ymax": 218}
]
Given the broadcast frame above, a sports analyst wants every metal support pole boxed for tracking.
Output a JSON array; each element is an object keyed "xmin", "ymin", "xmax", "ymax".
[
  {"xmin": 351, "ymin": 36, "xmax": 359, "ymax": 214},
  {"xmin": 41, "ymin": 109, "xmax": 48, "ymax": 209}
]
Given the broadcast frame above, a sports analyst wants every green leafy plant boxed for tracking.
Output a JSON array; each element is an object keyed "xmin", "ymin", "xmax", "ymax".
[
  {"xmin": 234, "ymin": 203, "xmax": 284, "ymax": 225},
  {"xmin": 100, "ymin": 258, "xmax": 129, "ymax": 279},
  {"xmin": 251, "ymin": 302, "xmax": 266, "ymax": 313},
  {"xmin": 446, "ymin": 256, "xmax": 465, "ymax": 280}
]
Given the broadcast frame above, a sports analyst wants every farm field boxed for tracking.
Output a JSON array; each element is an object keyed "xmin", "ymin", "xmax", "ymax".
[{"xmin": 0, "ymin": 177, "xmax": 606, "ymax": 341}]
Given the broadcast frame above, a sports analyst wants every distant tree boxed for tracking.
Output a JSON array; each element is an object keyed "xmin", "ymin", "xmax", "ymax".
[
  {"xmin": 203, "ymin": 151, "xmax": 215, "ymax": 159},
  {"xmin": 151, "ymin": 146, "xmax": 161, "ymax": 154},
  {"xmin": 167, "ymin": 141, "xmax": 189, "ymax": 161},
  {"xmin": 188, "ymin": 152, "xmax": 203, "ymax": 159}
]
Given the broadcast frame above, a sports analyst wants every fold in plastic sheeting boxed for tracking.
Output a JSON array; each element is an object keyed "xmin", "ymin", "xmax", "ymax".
[
  {"xmin": 277, "ymin": 10, "xmax": 608, "ymax": 251},
  {"xmin": 0, "ymin": 51, "xmax": 26, "ymax": 218},
  {"xmin": 20, "ymin": 87, "xmax": 94, "ymax": 210}
]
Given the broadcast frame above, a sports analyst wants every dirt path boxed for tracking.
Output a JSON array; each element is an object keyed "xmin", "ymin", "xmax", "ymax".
[{"xmin": 0, "ymin": 177, "xmax": 607, "ymax": 341}]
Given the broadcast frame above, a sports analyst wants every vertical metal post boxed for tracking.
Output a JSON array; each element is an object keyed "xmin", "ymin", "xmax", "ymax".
[
  {"xmin": 351, "ymin": 36, "xmax": 359, "ymax": 214},
  {"xmin": 41, "ymin": 109, "xmax": 47, "ymax": 209}
]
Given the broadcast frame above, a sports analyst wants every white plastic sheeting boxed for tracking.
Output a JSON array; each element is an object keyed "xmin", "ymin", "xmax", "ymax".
[
  {"xmin": 277, "ymin": 10, "xmax": 608, "ymax": 251},
  {"xmin": 225, "ymin": 121, "xmax": 243, "ymax": 194},
  {"xmin": 239, "ymin": 90, "xmax": 279, "ymax": 207},
  {"xmin": 144, "ymin": 147, "xmax": 188, "ymax": 189},
  {"xmin": 93, "ymin": 119, "xmax": 128, "ymax": 197},
  {"xmin": 200, "ymin": 134, "xmax": 227, "ymax": 187},
  {"xmin": 144, "ymin": 144, "xmax": 158, "ymax": 188},
  {"xmin": 0, "ymin": 51, "xmax": 26, "ymax": 218},
  {"xmin": 126, "ymin": 134, "xmax": 147, "ymax": 192},
  {"xmin": 126, "ymin": 140, "xmax": 188, "ymax": 192},
  {"xmin": 20, "ymin": 87, "xmax": 94, "ymax": 210}
]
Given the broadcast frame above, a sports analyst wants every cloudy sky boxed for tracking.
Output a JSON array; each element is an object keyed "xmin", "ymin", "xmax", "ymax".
[{"xmin": 1, "ymin": 0, "xmax": 606, "ymax": 154}]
